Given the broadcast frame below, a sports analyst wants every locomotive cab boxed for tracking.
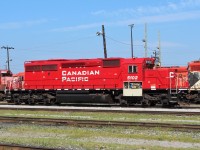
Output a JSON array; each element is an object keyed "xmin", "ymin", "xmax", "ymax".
[
  {"xmin": 186, "ymin": 61, "xmax": 200, "ymax": 103},
  {"xmin": 188, "ymin": 61, "xmax": 200, "ymax": 91},
  {"xmin": 120, "ymin": 58, "xmax": 154, "ymax": 105}
]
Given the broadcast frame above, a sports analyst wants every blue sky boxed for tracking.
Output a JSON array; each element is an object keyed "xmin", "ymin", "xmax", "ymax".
[{"xmin": 0, "ymin": 0, "xmax": 200, "ymax": 73}]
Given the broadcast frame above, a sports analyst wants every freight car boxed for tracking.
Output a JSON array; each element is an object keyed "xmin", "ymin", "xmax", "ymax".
[{"xmin": 1, "ymin": 57, "xmax": 198, "ymax": 107}]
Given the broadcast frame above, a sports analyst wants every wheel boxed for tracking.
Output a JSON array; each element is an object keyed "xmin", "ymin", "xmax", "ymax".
[
  {"xmin": 149, "ymin": 101, "xmax": 156, "ymax": 107},
  {"xmin": 28, "ymin": 98, "xmax": 35, "ymax": 105},
  {"xmin": 14, "ymin": 99, "xmax": 21, "ymax": 105},
  {"xmin": 13, "ymin": 95, "xmax": 21, "ymax": 105},
  {"xmin": 120, "ymin": 99, "xmax": 128, "ymax": 107},
  {"xmin": 161, "ymin": 99, "xmax": 169, "ymax": 108},
  {"xmin": 50, "ymin": 99, "xmax": 55, "ymax": 105},
  {"xmin": 43, "ymin": 99, "xmax": 50, "ymax": 105},
  {"xmin": 24, "ymin": 100, "xmax": 29, "ymax": 105}
]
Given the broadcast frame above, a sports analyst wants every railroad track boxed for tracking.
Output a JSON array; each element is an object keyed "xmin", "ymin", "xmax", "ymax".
[
  {"xmin": 1, "ymin": 102, "xmax": 200, "ymax": 108},
  {"xmin": 0, "ymin": 116, "xmax": 200, "ymax": 130},
  {"xmin": 0, "ymin": 143, "xmax": 56, "ymax": 150},
  {"xmin": 0, "ymin": 105, "xmax": 200, "ymax": 115}
]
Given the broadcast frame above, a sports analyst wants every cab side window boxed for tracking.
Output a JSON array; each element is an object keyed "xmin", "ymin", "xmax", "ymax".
[{"xmin": 128, "ymin": 65, "xmax": 137, "ymax": 73}]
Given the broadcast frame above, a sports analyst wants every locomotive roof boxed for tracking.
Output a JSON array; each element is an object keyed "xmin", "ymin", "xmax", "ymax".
[
  {"xmin": 188, "ymin": 60, "xmax": 200, "ymax": 65},
  {"xmin": 188, "ymin": 60, "xmax": 200, "ymax": 71},
  {"xmin": 24, "ymin": 57, "xmax": 154, "ymax": 65}
]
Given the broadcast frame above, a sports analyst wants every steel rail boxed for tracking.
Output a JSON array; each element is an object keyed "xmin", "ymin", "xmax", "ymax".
[
  {"xmin": 0, "ymin": 143, "xmax": 56, "ymax": 150},
  {"xmin": 0, "ymin": 116, "xmax": 200, "ymax": 130},
  {"xmin": 0, "ymin": 106, "xmax": 200, "ymax": 115}
]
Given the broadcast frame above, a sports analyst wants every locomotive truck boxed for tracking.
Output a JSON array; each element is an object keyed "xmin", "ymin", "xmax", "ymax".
[{"xmin": 1, "ymin": 57, "xmax": 199, "ymax": 107}]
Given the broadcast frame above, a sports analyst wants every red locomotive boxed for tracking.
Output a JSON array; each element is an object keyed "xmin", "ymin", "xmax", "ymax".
[
  {"xmin": 0, "ymin": 70, "xmax": 13, "ymax": 100},
  {"xmin": 186, "ymin": 60, "xmax": 200, "ymax": 103},
  {"xmin": 23, "ymin": 57, "xmax": 155, "ymax": 105},
  {"xmin": 0, "ymin": 57, "xmax": 200, "ymax": 106}
]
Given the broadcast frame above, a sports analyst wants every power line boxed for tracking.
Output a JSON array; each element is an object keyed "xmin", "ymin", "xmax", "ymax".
[
  {"xmin": 105, "ymin": 35, "xmax": 130, "ymax": 45},
  {"xmin": 17, "ymin": 35, "xmax": 96, "ymax": 51},
  {"xmin": 105, "ymin": 35, "xmax": 143, "ymax": 47}
]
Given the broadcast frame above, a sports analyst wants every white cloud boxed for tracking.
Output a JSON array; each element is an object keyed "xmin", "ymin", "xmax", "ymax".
[
  {"xmin": 156, "ymin": 41, "xmax": 185, "ymax": 48},
  {"xmin": 122, "ymin": 10, "xmax": 200, "ymax": 24},
  {"xmin": 51, "ymin": 0, "xmax": 200, "ymax": 32},
  {"xmin": 91, "ymin": 10, "xmax": 106, "ymax": 15},
  {"xmin": 0, "ymin": 19, "xmax": 48, "ymax": 29},
  {"xmin": 51, "ymin": 23, "xmax": 102, "ymax": 32},
  {"xmin": 103, "ymin": 10, "xmax": 200, "ymax": 27},
  {"xmin": 51, "ymin": 9, "xmax": 200, "ymax": 32},
  {"xmin": 167, "ymin": 2, "xmax": 178, "ymax": 10},
  {"xmin": 91, "ymin": 0, "xmax": 200, "ymax": 17},
  {"xmin": 179, "ymin": 0, "xmax": 200, "ymax": 8}
]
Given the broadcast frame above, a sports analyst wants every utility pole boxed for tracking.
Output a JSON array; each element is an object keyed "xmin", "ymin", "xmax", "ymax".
[
  {"xmin": 144, "ymin": 23, "xmax": 148, "ymax": 57},
  {"xmin": 128, "ymin": 24, "xmax": 134, "ymax": 58},
  {"xmin": 102, "ymin": 25, "xmax": 107, "ymax": 58},
  {"xmin": 142, "ymin": 23, "xmax": 148, "ymax": 57},
  {"xmin": 157, "ymin": 31, "xmax": 161, "ymax": 66},
  {"xmin": 1, "ymin": 46, "xmax": 14, "ymax": 72},
  {"xmin": 96, "ymin": 25, "xmax": 107, "ymax": 58},
  {"xmin": 152, "ymin": 50, "xmax": 159, "ymax": 67}
]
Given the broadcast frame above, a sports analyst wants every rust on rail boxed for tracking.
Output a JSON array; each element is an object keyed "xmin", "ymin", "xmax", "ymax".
[
  {"xmin": 0, "ymin": 143, "xmax": 56, "ymax": 150},
  {"xmin": 0, "ymin": 116, "xmax": 200, "ymax": 131}
]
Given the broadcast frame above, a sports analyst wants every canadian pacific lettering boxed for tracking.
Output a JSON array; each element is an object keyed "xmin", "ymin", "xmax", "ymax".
[{"xmin": 62, "ymin": 70, "xmax": 100, "ymax": 82}]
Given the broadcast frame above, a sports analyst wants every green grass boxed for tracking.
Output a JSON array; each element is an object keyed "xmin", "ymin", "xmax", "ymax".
[
  {"xmin": 0, "ymin": 123, "xmax": 199, "ymax": 149},
  {"xmin": 0, "ymin": 109, "xmax": 199, "ymax": 149},
  {"xmin": 0, "ymin": 109, "xmax": 200, "ymax": 125}
]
